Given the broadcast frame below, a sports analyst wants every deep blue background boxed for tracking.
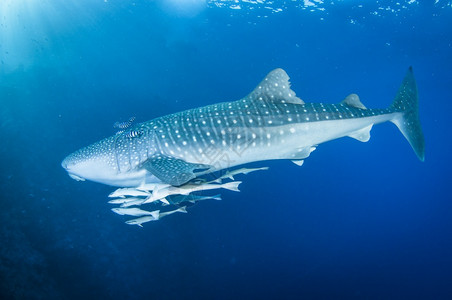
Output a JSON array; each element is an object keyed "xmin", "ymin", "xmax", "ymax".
[{"xmin": 1, "ymin": 1, "xmax": 451, "ymax": 299}]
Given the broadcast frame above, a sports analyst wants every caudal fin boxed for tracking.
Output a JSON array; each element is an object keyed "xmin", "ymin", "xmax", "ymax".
[
  {"xmin": 222, "ymin": 181, "xmax": 242, "ymax": 192},
  {"xmin": 390, "ymin": 67, "xmax": 425, "ymax": 161}
]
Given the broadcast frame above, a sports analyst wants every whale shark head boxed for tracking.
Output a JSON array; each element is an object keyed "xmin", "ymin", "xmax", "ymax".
[{"xmin": 61, "ymin": 134, "xmax": 154, "ymax": 187}]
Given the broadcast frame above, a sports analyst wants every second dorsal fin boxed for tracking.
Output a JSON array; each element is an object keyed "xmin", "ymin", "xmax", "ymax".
[
  {"xmin": 342, "ymin": 94, "xmax": 366, "ymax": 109},
  {"xmin": 246, "ymin": 69, "xmax": 304, "ymax": 105}
]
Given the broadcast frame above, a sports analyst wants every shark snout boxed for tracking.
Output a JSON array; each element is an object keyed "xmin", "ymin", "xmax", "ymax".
[
  {"xmin": 61, "ymin": 155, "xmax": 74, "ymax": 171},
  {"xmin": 61, "ymin": 159, "xmax": 68, "ymax": 170},
  {"xmin": 61, "ymin": 152, "xmax": 83, "ymax": 172},
  {"xmin": 61, "ymin": 157, "xmax": 87, "ymax": 182}
]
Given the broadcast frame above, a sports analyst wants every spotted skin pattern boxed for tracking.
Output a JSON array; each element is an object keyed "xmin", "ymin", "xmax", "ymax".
[{"xmin": 62, "ymin": 68, "xmax": 424, "ymax": 187}]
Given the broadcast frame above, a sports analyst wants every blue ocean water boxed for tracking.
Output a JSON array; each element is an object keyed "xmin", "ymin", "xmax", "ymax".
[{"xmin": 1, "ymin": 0, "xmax": 451, "ymax": 298}]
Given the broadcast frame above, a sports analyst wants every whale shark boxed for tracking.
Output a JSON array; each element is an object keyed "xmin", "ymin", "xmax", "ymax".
[{"xmin": 61, "ymin": 68, "xmax": 424, "ymax": 188}]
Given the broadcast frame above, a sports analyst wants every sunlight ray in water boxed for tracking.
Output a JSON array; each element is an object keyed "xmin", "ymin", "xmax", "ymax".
[
  {"xmin": 0, "ymin": 0, "xmax": 98, "ymax": 72},
  {"xmin": 161, "ymin": 0, "xmax": 207, "ymax": 16}
]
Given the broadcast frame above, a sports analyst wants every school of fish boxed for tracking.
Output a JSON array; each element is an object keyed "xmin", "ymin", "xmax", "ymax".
[{"xmin": 108, "ymin": 167, "xmax": 267, "ymax": 226}]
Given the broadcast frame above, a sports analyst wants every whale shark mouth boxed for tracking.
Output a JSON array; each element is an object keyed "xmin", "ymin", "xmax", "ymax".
[{"xmin": 68, "ymin": 173, "xmax": 86, "ymax": 181}]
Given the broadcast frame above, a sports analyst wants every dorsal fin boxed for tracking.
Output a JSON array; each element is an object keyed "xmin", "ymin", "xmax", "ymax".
[
  {"xmin": 246, "ymin": 69, "xmax": 304, "ymax": 105},
  {"xmin": 342, "ymin": 94, "xmax": 366, "ymax": 109}
]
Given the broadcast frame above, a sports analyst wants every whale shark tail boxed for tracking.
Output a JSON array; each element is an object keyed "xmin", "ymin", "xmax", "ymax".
[{"xmin": 390, "ymin": 67, "xmax": 425, "ymax": 161}]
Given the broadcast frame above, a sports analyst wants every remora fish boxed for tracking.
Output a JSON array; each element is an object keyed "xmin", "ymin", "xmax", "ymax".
[
  {"xmin": 61, "ymin": 68, "xmax": 424, "ymax": 187},
  {"xmin": 210, "ymin": 167, "xmax": 269, "ymax": 183},
  {"xmin": 125, "ymin": 207, "xmax": 187, "ymax": 227},
  {"xmin": 143, "ymin": 181, "xmax": 241, "ymax": 204},
  {"xmin": 111, "ymin": 207, "xmax": 160, "ymax": 218},
  {"xmin": 109, "ymin": 188, "xmax": 150, "ymax": 198},
  {"xmin": 135, "ymin": 182, "xmax": 171, "ymax": 192},
  {"xmin": 167, "ymin": 194, "xmax": 222, "ymax": 205},
  {"xmin": 119, "ymin": 198, "xmax": 146, "ymax": 208},
  {"xmin": 114, "ymin": 117, "xmax": 136, "ymax": 130},
  {"xmin": 108, "ymin": 197, "xmax": 142, "ymax": 204}
]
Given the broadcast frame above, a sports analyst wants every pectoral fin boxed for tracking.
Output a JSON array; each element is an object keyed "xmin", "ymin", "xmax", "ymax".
[
  {"xmin": 289, "ymin": 146, "xmax": 316, "ymax": 160},
  {"xmin": 141, "ymin": 154, "xmax": 212, "ymax": 186}
]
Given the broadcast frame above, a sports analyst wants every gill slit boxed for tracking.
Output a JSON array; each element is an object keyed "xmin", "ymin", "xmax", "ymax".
[
  {"xmin": 113, "ymin": 134, "xmax": 122, "ymax": 173},
  {"xmin": 127, "ymin": 138, "xmax": 132, "ymax": 171}
]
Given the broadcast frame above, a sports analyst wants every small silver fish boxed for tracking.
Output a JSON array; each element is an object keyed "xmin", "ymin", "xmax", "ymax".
[
  {"xmin": 112, "ymin": 207, "xmax": 160, "ymax": 217},
  {"xmin": 108, "ymin": 197, "xmax": 142, "ymax": 204},
  {"xmin": 168, "ymin": 194, "xmax": 222, "ymax": 205},
  {"xmin": 109, "ymin": 188, "xmax": 150, "ymax": 198},
  {"xmin": 143, "ymin": 181, "xmax": 241, "ymax": 204},
  {"xmin": 136, "ymin": 182, "xmax": 171, "ymax": 192},
  {"xmin": 210, "ymin": 167, "xmax": 269, "ymax": 183},
  {"xmin": 187, "ymin": 194, "xmax": 222, "ymax": 203},
  {"xmin": 125, "ymin": 207, "xmax": 187, "ymax": 227},
  {"xmin": 120, "ymin": 198, "xmax": 147, "ymax": 208}
]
